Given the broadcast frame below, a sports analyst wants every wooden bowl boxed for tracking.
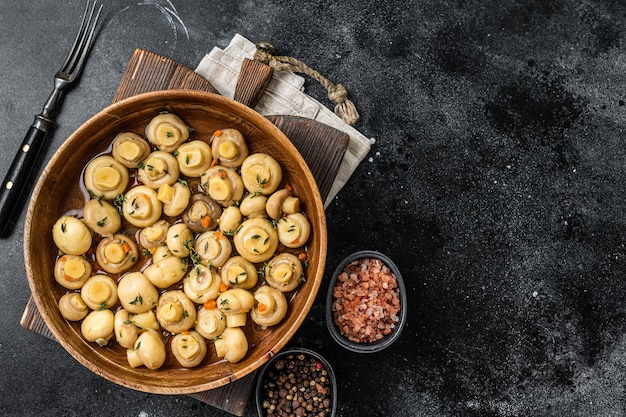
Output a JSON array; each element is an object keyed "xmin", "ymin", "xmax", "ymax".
[{"xmin": 24, "ymin": 90, "xmax": 327, "ymax": 394}]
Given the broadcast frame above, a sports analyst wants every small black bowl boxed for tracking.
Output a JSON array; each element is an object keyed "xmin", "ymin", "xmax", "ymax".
[
  {"xmin": 325, "ymin": 250, "xmax": 407, "ymax": 353},
  {"xmin": 255, "ymin": 347, "xmax": 337, "ymax": 417}
]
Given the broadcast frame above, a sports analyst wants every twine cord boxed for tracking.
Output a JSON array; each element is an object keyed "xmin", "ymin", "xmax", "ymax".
[{"xmin": 254, "ymin": 45, "xmax": 359, "ymax": 126}]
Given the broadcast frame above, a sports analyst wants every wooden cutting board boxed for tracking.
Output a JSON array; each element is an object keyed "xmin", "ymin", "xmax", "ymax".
[{"xmin": 20, "ymin": 49, "xmax": 349, "ymax": 416}]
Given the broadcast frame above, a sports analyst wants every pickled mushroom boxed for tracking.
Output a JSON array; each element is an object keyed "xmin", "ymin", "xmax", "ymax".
[
  {"xmin": 238, "ymin": 193, "xmax": 267, "ymax": 218},
  {"xmin": 216, "ymin": 288, "xmax": 255, "ymax": 327},
  {"xmin": 58, "ymin": 293, "xmax": 89, "ymax": 321},
  {"xmin": 276, "ymin": 213, "xmax": 311, "ymax": 248},
  {"xmin": 183, "ymin": 264, "xmax": 221, "ymax": 304},
  {"xmin": 81, "ymin": 309, "xmax": 115, "ymax": 347},
  {"xmin": 138, "ymin": 220, "xmax": 170, "ymax": 249},
  {"xmin": 137, "ymin": 151, "xmax": 180, "ymax": 190},
  {"xmin": 83, "ymin": 155, "xmax": 130, "ymax": 200},
  {"xmin": 82, "ymin": 198, "xmax": 122, "ymax": 236},
  {"xmin": 176, "ymin": 140, "xmax": 212, "ymax": 177},
  {"xmin": 127, "ymin": 329, "xmax": 166, "ymax": 370},
  {"xmin": 220, "ymin": 256, "xmax": 258, "ymax": 290},
  {"xmin": 156, "ymin": 290, "xmax": 196, "ymax": 334},
  {"xmin": 111, "ymin": 132, "xmax": 151, "ymax": 168},
  {"xmin": 200, "ymin": 165, "xmax": 244, "ymax": 207},
  {"xmin": 114, "ymin": 309, "xmax": 139, "ymax": 349},
  {"xmin": 54, "ymin": 255, "xmax": 92, "ymax": 290},
  {"xmin": 80, "ymin": 275, "xmax": 119, "ymax": 310},
  {"xmin": 265, "ymin": 253, "xmax": 304, "ymax": 292},
  {"xmin": 122, "ymin": 185, "xmax": 162, "ymax": 228},
  {"xmin": 194, "ymin": 230, "xmax": 232, "ymax": 268},
  {"xmin": 233, "ymin": 217, "xmax": 279, "ymax": 263},
  {"xmin": 117, "ymin": 272, "xmax": 159, "ymax": 314},
  {"xmin": 157, "ymin": 182, "xmax": 191, "ymax": 217},
  {"xmin": 95, "ymin": 234, "xmax": 139, "ymax": 274},
  {"xmin": 214, "ymin": 327, "xmax": 248, "ymax": 363},
  {"xmin": 145, "ymin": 113, "xmax": 189, "ymax": 152},
  {"xmin": 195, "ymin": 305, "xmax": 226, "ymax": 340},
  {"xmin": 182, "ymin": 194, "xmax": 222, "ymax": 233},
  {"xmin": 240, "ymin": 153, "xmax": 282, "ymax": 195},
  {"xmin": 250, "ymin": 285, "xmax": 288, "ymax": 328},
  {"xmin": 210, "ymin": 128, "xmax": 248, "ymax": 168},
  {"xmin": 171, "ymin": 330, "xmax": 207, "ymax": 368},
  {"xmin": 218, "ymin": 206, "xmax": 242, "ymax": 236},
  {"xmin": 52, "ymin": 216, "xmax": 92, "ymax": 256}
]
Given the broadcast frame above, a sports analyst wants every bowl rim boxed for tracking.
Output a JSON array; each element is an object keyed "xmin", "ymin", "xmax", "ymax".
[
  {"xmin": 23, "ymin": 89, "xmax": 328, "ymax": 393},
  {"xmin": 254, "ymin": 347, "xmax": 337, "ymax": 417},
  {"xmin": 325, "ymin": 250, "xmax": 407, "ymax": 353}
]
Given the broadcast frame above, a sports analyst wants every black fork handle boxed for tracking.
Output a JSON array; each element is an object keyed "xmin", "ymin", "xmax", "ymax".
[{"xmin": 0, "ymin": 115, "xmax": 52, "ymax": 237}]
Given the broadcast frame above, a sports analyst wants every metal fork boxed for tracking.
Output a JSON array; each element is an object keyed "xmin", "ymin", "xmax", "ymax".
[{"xmin": 0, "ymin": 1, "xmax": 103, "ymax": 237}]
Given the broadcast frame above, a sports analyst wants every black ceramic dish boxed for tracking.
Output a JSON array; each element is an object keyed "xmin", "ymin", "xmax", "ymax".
[
  {"xmin": 255, "ymin": 347, "xmax": 337, "ymax": 417},
  {"xmin": 325, "ymin": 250, "xmax": 407, "ymax": 353}
]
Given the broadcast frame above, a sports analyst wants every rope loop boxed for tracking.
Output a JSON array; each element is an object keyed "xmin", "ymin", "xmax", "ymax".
[{"xmin": 253, "ymin": 41, "xmax": 359, "ymax": 125}]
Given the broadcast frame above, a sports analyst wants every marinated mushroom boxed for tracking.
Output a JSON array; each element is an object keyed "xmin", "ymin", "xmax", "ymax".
[
  {"xmin": 200, "ymin": 165, "xmax": 244, "ymax": 207},
  {"xmin": 210, "ymin": 128, "xmax": 248, "ymax": 168},
  {"xmin": 130, "ymin": 310, "xmax": 160, "ymax": 333},
  {"xmin": 54, "ymin": 255, "xmax": 92, "ymax": 290},
  {"xmin": 218, "ymin": 206, "xmax": 242, "ymax": 235},
  {"xmin": 83, "ymin": 155, "xmax": 130, "ymax": 200},
  {"xmin": 127, "ymin": 329, "xmax": 166, "ymax": 370},
  {"xmin": 166, "ymin": 223, "xmax": 194, "ymax": 258},
  {"xmin": 122, "ymin": 185, "xmax": 162, "ymax": 228},
  {"xmin": 81, "ymin": 309, "xmax": 115, "ymax": 347},
  {"xmin": 176, "ymin": 140, "xmax": 212, "ymax": 177},
  {"xmin": 137, "ymin": 151, "xmax": 180, "ymax": 190},
  {"xmin": 52, "ymin": 215, "xmax": 92, "ymax": 256},
  {"xmin": 111, "ymin": 132, "xmax": 151, "ymax": 168},
  {"xmin": 171, "ymin": 330, "xmax": 207, "ymax": 368},
  {"xmin": 145, "ymin": 112, "xmax": 189, "ymax": 152},
  {"xmin": 250, "ymin": 285, "xmax": 288, "ymax": 328},
  {"xmin": 95, "ymin": 234, "xmax": 139, "ymax": 274},
  {"xmin": 138, "ymin": 219, "xmax": 170, "ymax": 249},
  {"xmin": 58, "ymin": 293, "xmax": 89, "ymax": 321},
  {"xmin": 276, "ymin": 213, "xmax": 311, "ymax": 248},
  {"xmin": 151, "ymin": 245, "xmax": 173, "ymax": 262},
  {"xmin": 240, "ymin": 153, "xmax": 282, "ymax": 195},
  {"xmin": 183, "ymin": 264, "xmax": 221, "ymax": 304},
  {"xmin": 266, "ymin": 189, "xmax": 300, "ymax": 220},
  {"xmin": 117, "ymin": 272, "xmax": 159, "ymax": 314},
  {"xmin": 114, "ymin": 309, "xmax": 139, "ymax": 349},
  {"xmin": 157, "ymin": 181, "xmax": 191, "ymax": 217},
  {"xmin": 214, "ymin": 327, "xmax": 248, "ymax": 363},
  {"xmin": 80, "ymin": 275, "xmax": 119, "ymax": 310},
  {"xmin": 182, "ymin": 193, "xmax": 222, "ymax": 233},
  {"xmin": 143, "ymin": 254, "xmax": 188, "ymax": 289},
  {"xmin": 265, "ymin": 253, "xmax": 304, "ymax": 292},
  {"xmin": 220, "ymin": 256, "xmax": 258, "ymax": 290},
  {"xmin": 238, "ymin": 193, "xmax": 268, "ymax": 218},
  {"xmin": 233, "ymin": 217, "xmax": 279, "ymax": 263},
  {"xmin": 195, "ymin": 304, "xmax": 227, "ymax": 340},
  {"xmin": 156, "ymin": 290, "xmax": 196, "ymax": 334},
  {"xmin": 216, "ymin": 288, "xmax": 255, "ymax": 327},
  {"xmin": 82, "ymin": 198, "xmax": 122, "ymax": 236},
  {"xmin": 195, "ymin": 230, "xmax": 232, "ymax": 268}
]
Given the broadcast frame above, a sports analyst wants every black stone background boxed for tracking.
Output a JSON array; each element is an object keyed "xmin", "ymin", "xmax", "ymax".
[{"xmin": 2, "ymin": 0, "xmax": 626, "ymax": 416}]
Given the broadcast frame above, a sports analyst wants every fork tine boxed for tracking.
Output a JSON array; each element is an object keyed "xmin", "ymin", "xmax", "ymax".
[{"xmin": 59, "ymin": 1, "xmax": 103, "ymax": 77}]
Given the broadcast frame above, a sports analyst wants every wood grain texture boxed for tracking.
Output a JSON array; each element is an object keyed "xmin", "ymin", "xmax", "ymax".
[
  {"xmin": 21, "ymin": 49, "xmax": 348, "ymax": 416},
  {"xmin": 112, "ymin": 49, "xmax": 220, "ymax": 102},
  {"xmin": 233, "ymin": 58, "xmax": 273, "ymax": 108}
]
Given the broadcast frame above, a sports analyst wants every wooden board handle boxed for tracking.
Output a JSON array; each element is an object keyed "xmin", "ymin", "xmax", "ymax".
[{"xmin": 233, "ymin": 58, "xmax": 273, "ymax": 108}]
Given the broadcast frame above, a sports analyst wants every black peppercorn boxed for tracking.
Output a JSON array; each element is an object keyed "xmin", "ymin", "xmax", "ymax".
[{"xmin": 260, "ymin": 352, "xmax": 333, "ymax": 416}]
